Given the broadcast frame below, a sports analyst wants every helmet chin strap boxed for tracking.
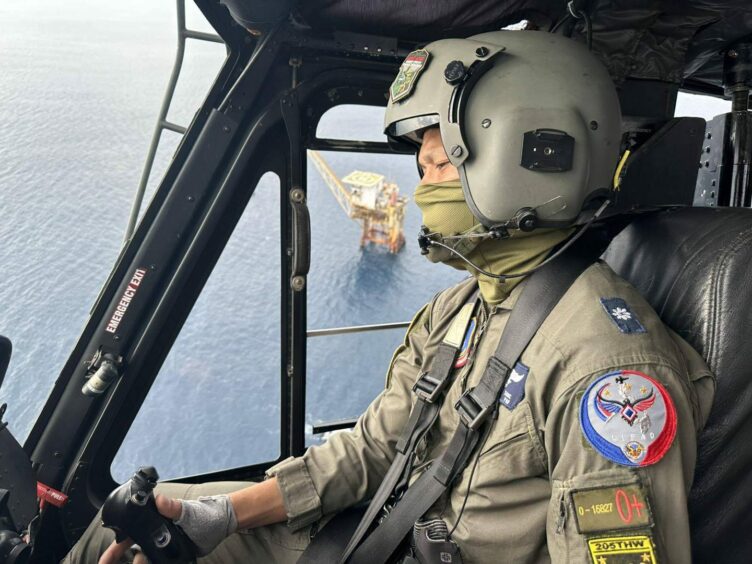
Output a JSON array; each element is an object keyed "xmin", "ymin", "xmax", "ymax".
[{"xmin": 418, "ymin": 200, "xmax": 611, "ymax": 283}]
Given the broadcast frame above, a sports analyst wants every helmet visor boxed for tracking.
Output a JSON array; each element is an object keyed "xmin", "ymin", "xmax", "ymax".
[{"xmin": 385, "ymin": 114, "xmax": 440, "ymax": 144}]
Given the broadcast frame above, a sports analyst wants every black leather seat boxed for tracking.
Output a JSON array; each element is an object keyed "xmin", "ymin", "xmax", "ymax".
[{"xmin": 604, "ymin": 206, "xmax": 752, "ymax": 563}]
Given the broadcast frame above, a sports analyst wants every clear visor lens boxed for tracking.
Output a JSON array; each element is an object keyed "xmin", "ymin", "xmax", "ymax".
[{"xmin": 385, "ymin": 114, "xmax": 440, "ymax": 144}]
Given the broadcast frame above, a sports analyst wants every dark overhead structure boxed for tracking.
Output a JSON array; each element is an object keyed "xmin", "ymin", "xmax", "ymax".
[{"xmin": 223, "ymin": 0, "xmax": 752, "ymax": 92}]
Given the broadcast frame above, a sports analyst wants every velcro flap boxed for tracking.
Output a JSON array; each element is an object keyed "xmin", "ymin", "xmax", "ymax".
[{"xmin": 443, "ymin": 303, "xmax": 475, "ymax": 348}]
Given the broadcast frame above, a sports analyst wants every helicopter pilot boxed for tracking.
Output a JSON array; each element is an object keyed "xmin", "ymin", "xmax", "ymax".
[{"xmin": 66, "ymin": 29, "xmax": 714, "ymax": 564}]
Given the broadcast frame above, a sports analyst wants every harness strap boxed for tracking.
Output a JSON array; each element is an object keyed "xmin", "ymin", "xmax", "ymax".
[
  {"xmin": 346, "ymin": 241, "xmax": 599, "ymax": 564},
  {"xmin": 329, "ymin": 298, "xmax": 477, "ymax": 564},
  {"xmin": 297, "ymin": 507, "xmax": 366, "ymax": 564}
]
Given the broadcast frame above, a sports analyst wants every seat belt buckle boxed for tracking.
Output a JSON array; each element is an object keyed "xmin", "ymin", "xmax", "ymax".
[
  {"xmin": 412, "ymin": 372, "xmax": 448, "ymax": 403},
  {"xmin": 455, "ymin": 389, "xmax": 493, "ymax": 430}
]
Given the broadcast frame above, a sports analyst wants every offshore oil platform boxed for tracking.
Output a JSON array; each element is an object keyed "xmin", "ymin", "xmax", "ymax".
[{"xmin": 309, "ymin": 150, "xmax": 407, "ymax": 253}]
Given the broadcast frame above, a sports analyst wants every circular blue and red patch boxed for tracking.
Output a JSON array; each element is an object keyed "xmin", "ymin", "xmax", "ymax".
[{"xmin": 579, "ymin": 370, "xmax": 677, "ymax": 467}]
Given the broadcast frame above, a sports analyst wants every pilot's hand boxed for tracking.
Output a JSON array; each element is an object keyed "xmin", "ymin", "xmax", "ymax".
[
  {"xmin": 99, "ymin": 494, "xmax": 182, "ymax": 564},
  {"xmin": 99, "ymin": 493, "xmax": 238, "ymax": 563}
]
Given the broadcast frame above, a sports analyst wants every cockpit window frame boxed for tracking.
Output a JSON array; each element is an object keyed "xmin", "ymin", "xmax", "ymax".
[{"xmin": 31, "ymin": 29, "xmax": 419, "ymax": 545}]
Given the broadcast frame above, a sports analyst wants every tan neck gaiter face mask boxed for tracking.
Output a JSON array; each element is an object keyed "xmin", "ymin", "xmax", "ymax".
[{"xmin": 414, "ymin": 180, "xmax": 574, "ymax": 305}]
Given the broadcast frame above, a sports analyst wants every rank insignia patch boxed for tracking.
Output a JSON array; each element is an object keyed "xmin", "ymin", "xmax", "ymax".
[
  {"xmin": 390, "ymin": 49, "xmax": 429, "ymax": 102},
  {"xmin": 500, "ymin": 362, "xmax": 529, "ymax": 410},
  {"xmin": 600, "ymin": 297, "xmax": 646, "ymax": 334},
  {"xmin": 579, "ymin": 370, "xmax": 677, "ymax": 467},
  {"xmin": 587, "ymin": 534, "xmax": 657, "ymax": 563},
  {"xmin": 454, "ymin": 318, "xmax": 476, "ymax": 369}
]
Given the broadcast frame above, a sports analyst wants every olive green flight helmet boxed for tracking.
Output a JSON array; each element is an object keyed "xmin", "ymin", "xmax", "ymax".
[{"xmin": 384, "ymin": 30, "xmax": 621, "ymax": 230}]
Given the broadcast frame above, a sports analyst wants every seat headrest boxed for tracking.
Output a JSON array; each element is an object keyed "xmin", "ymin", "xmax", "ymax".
[{"xmin": 603, "ymin": 206, "xmax": 752, "ymax": 564}]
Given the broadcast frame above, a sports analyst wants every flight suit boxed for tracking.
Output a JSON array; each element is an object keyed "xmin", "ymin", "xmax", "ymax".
[{"xmin": 66, "ymin": 261, "xmax": 714, "ymax": 563}]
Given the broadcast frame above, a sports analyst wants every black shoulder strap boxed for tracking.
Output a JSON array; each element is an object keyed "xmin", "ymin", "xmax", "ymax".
[
  {"xmin": 344, "ymin": 242, "xmax": 599, "ymax": 564},
  {"xmin": 296, "ymin": 507, "xmax": 366, "ymax": 564},
  {"xmin": 299, "ymin": 290, "xmax": 478, "ymax": 564}
]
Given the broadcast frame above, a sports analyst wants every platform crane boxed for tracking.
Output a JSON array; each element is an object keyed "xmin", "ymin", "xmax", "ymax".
[{"xmin": 308, "ymin": 150, "xmax": 407, "ymax": 253}]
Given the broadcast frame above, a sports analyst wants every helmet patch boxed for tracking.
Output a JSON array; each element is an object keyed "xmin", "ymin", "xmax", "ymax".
[
  {"xmin": 579, "ymin": 370, "xmax": 677, "ymax": 467},
  {"xmin": 390, "ymin": 49, "xmax": 429, "ymax": 103}
]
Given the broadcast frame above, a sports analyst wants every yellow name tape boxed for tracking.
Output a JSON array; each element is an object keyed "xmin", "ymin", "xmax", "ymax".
[{"xmin": 587, "ymin": 534, "xmax": 657, "ymax": 564}]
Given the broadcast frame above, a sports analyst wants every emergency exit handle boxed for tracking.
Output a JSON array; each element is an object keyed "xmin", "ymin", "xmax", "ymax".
[{"xmin": 290, "ymin": 188, "xmax": 310, "ymax": 291}]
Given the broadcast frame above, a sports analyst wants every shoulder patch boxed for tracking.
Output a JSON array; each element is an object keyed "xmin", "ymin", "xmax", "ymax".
[
  {"xmin": 579, "ymin": 370, "xmax": 677, "ymax": 467},
  {"xmin": 500, "ymin": 362, "xmax": 529, "ymax": 410},
  {"xmin": 600, "ymin": 297, "xmax": 646, "ymax": 334},
  {"xmin": 390, "ymin": 49, "xmax": 429, "ymax": 102}
]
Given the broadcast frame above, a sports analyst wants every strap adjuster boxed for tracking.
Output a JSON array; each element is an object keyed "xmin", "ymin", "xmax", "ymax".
[
  {"xmin": 412, "ymin": 372, "xmax": 448, "ymax": 403},
  {"xmin": 455, "ymin": 389, "xmax": 494, "ymax": 430}
]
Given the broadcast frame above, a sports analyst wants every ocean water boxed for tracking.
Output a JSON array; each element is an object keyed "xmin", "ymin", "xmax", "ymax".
[
  {"xmin": 0, "ymin": 1, "xmax": 467, "ymax": 481},
  {"xmin": 0, "ymin": 2, "xmax": 730, "ymax": 482}
]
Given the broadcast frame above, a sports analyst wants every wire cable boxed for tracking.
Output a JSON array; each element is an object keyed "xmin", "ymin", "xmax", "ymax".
[
  {"xmin": 582, "ymin": 10, "xmax": 593, "ymax": 50},
  {"xmin": 550, "ymin": 14, "xmax": 570, "ymax": 34},
  {"xmin": 447, "ymin": 421, "xmax": 493, "ymax": 538},
  {"xmin": 566, "ymin": 0, "xmax": 593, "ymax": 50}
]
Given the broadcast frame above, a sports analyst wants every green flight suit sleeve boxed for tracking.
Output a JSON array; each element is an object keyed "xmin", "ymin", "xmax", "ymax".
[
  {"xmin": 544, "ymin": 356, "xmax": 714, "ymax": 563},
  {"xmin": 266, "ymin": 303, "xmax": 432, "ymax": 531}
]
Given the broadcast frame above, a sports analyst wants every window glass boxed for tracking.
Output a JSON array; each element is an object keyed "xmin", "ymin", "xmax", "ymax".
[
  {"xmin": 675, "ymin": 91, "xmax": 730, "ymax": 120},
  {"xmin": 0, "ymin": 0, "xmax": 225, "ymax": 443},
  {"xmin": 305, "ymin": 119, "xmax": 466, "ymax": 444},
  {"xmin": 112, "ymin": 173, "xmax": 281, "ymax": 481},
  {"xmin": 307, "ymin": 328, "xmax": 407, "ymax": 429},
  {"xmin": 316, "ymin": 104, "xmax": 389, "ymax": 143}
]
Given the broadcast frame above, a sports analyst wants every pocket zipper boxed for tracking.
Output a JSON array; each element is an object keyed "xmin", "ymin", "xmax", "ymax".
[
  {"xmin": 555, "ymin": 491, "xmax": 567, "ymax": 534},
  {"xmin": 460, "ymin": 303, "xmax": 493, "ymax": 390}
]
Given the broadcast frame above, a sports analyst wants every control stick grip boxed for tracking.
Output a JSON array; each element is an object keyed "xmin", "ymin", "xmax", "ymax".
[{"xmin": 101, "ymin": 467, "xmax": 197, "ymax": 564}]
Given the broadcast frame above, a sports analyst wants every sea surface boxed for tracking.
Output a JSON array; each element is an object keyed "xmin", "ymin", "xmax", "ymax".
[{"xmin": 0, "ymin": 1, "xmax": 730, "ymax": 481}]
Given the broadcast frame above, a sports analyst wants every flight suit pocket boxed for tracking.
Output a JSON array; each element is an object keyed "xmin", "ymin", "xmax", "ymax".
[
  {"xmin": 548, "ymin": 471, "xmax": 659, "ymax": 563},
  {"xmin": 480, "ymin": 401, "xmax": 547, "ymax": 472},
  {"xmin": 452, "ymin": 402, "xmax": 547, "ymax": 515},
  {"xmin": 240, "ymin": 520, "xmax": 314, "ymax": 552},
  {"xmin": 446, "ymin": 404, "xmax": 551, "ymax": 563}
]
